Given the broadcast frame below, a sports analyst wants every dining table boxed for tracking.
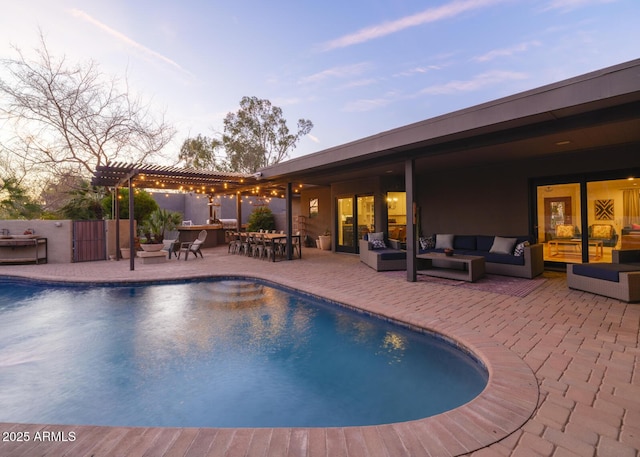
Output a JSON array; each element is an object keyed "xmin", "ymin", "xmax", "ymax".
[{"xmin": 246, "ymin": 232, "xmax": 302, "ymax": 261}]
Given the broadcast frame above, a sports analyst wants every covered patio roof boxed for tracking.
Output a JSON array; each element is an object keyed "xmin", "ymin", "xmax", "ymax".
[{"xmin": 91, "ymin": 162, "xmax": 303, "ymax": 198}]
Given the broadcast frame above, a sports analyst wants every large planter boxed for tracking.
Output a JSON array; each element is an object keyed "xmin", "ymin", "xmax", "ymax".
[
  {"xmin": 140, "ymin": 243, "xmax": 164, "ymax": 252},
  {"xmin": 318, "ymin": 235, "xmax": 331, "ymax": 251}
]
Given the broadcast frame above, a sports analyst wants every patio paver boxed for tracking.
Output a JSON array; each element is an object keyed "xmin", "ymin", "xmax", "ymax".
[{"xmin": 1, "ymin": 246, "xmax": 639, "ymax": 456}]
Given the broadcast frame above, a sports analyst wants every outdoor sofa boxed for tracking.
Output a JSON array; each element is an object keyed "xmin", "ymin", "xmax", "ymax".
[
  {"xmin": 418, "ymin": 234, "xmax": 544, "ymax": 279},
  {"xmin": 359, "ymin": 232, "xmax": 544, "ymax": 279},
  {"xmin": 566, "ymin": 249, "xmax": 640, "ymax": 302}
]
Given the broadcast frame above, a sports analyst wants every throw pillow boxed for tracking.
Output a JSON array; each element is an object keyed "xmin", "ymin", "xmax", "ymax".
[
  {"xmin": 632, "ymin": 223, "xmax": 640, "ymax": 230},
  {"xmin": 369, "ymin": 232, "xmax": 385, "ymax": 242},
  {"xmin": 591, "ymin": 225, "xmax": 612, "ymax": 239},
  {"xmin": 555, "ymin": 225, "xmax": 574, "ymax": 238},
  {"xmin": 419, "ymin": 235, "xmax": 435, "ymax": 250},
  {"xmin": 513, "ymin": 240, "xmax": 530, "ymax": 256},
  {"xmin": 489, "ymin": 236, "xmax": 518, "ymax": 255},
  {"xmin": 435, "ymin": 234, "xmax": 454, "ymax": 250},
  {"xmin": 370, "ymin": 239, "xmax": 386, "ymax": 249}
]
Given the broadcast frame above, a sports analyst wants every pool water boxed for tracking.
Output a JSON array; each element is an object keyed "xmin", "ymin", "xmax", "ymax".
[{"xmin": 0, "ymin": 279, "xmax": 487, "ymax": 428}]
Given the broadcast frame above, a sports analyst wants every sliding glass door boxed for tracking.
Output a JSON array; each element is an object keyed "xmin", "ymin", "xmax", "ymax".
[
  {"xmin": 536, "ymin": 177, "xmax": 638, "ymax": 265},
  {"xmin": 336, "ymin": 195, "xmax": 375, "ymax": 253}
]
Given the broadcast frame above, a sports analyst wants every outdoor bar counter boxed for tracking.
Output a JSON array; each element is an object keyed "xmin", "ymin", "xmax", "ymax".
[{"xmin": 177, "ymin": 225, "xmax": 227, "ymax": 248}]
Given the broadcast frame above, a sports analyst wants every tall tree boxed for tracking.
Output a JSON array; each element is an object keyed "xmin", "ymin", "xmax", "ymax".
[
  {"xmin": 178, "ymin": 134, "xmax": 222, "ymax": 170},
  {"xmin": 222, "ymin": 96, "xmax": 313, "ymax": 173},
  {"xmin": 0, "ymin": 175, "xmax": 42, "ymax": 219},
  {"xmin": 0, "ymin": 32, "xmax": 175, "ymax": 180}
]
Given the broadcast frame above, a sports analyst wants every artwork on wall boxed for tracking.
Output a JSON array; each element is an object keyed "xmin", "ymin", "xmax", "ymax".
[{"xmin": 594, "ymin": 199, "xmax": 614, "ymax": 220}]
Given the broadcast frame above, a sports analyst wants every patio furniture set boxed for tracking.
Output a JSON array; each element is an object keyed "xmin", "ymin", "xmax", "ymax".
[
  {"xmin": 227, "ymin": 230, "xmax": 301, "ymax": 261},
  {"xmin": 359, "ymin": 232, "xmax": 544, "ymax": 280}
]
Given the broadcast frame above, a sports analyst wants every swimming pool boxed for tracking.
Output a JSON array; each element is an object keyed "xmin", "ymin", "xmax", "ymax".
[{"xmin": 0, "ymin": 278, "xmax": 487, "ymax": 428}]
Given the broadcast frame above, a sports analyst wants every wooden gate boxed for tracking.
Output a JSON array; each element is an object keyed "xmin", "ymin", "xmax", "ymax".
[{"xmin": 73, "ymin": 220, "xmax": 107, "ymax": 262}]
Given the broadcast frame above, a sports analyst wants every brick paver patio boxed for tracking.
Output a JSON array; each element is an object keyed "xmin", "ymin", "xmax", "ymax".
[{"xmin": 1, "ymin": 246, "xmax": 638, "ymax": 456}]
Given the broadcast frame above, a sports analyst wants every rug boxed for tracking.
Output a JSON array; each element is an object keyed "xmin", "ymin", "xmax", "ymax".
[{"xmin": 382, "ymin": 270, "xmax": 547, "ymax": 298}]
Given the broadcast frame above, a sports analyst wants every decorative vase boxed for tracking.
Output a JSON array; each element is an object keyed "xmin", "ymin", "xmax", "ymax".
[
  {"xmin": 140, "ymin": 243, "xmax": 164, "ymax": 252},
  {"xmin": 318, "ymin": 235, "xmax": 331, "ymax": 250}
]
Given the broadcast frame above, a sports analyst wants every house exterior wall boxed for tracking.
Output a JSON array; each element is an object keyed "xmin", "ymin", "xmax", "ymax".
[{"xmin": 417, "ymin": 143, "xmax": 639, "ymax": 238}]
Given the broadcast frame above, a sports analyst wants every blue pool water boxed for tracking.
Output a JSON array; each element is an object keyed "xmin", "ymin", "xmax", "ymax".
[{"xmin": 0, "ymin": 278, "xmax": 487, "ymax": 428}]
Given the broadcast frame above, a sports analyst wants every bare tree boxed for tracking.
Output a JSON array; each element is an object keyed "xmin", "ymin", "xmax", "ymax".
[{"xmin": 0, "ymin": 32, "xmax": 175, "ymax": 180}]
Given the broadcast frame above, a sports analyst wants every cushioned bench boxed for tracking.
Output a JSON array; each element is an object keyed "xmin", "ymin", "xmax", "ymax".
[{"xmin": 566, "ymin": 250, "xmax": 640, "ymax": 302}]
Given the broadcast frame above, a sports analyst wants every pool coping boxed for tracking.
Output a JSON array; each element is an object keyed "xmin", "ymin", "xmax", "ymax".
[{"xmin": 0, "ymin": 272, "xmax": 539, "ymax": 456}]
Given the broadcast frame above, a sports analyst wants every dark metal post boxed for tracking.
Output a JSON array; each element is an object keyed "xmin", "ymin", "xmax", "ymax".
[
  {"xmin": 115, "ymin": 186, "xmax": 120, "ymax": 260},
  {"xmin": 236, "ymin": 193, "xmax": 242, "ymax": 232},
  {"xmin": 129, "ymin": 178, "xmax": 135, "ymax": 271},
  {"xmin": 286, "ymin": 182, "xmax": 293, "ymax": 260},
  {"xmin": 405, "ymin": 159, "xmax": 416, "ymax": 282}
]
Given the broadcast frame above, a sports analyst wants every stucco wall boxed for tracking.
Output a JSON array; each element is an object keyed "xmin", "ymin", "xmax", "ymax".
[{"xmin": 0, "ymin": 220, "xmax": 73, "ymax": 264}]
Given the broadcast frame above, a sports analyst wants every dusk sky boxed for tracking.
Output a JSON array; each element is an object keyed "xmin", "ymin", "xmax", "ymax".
[{"xmin": 1, "ymin": 0, "xmax": 638, "ymax": 163}]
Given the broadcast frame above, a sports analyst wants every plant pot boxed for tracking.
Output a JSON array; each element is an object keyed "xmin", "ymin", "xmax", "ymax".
[
  {"xmin": 120, "ymin": 248, "xmax": 132, "ymax": 259},
  {"xmin": 318, "ymin": 235, "xmax": 331, "ymax": 251},
  {"xmin": 140, "ymin": 243, "xmax": 164, "ymax": 252}
]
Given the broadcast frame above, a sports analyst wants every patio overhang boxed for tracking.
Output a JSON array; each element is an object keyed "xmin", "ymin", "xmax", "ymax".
[{"xmin": 258, "ymin": 58, "xmax": 640, "ymax": 185}]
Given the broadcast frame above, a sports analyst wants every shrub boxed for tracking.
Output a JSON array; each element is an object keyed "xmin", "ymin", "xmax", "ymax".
[{"xmin": 247, "ymin": 207, "xmax": 275, "ymax": 232}]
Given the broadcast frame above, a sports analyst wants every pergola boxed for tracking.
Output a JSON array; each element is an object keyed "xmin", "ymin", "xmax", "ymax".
[{"xmin": 91, "ymin": 162, "xmax": 302, "ymax": 269}]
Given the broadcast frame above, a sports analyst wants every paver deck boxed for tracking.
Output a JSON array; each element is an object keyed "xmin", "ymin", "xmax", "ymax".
[{"xmin": 1, "ymin": 246, "xmax": 638, "ymax": 456}]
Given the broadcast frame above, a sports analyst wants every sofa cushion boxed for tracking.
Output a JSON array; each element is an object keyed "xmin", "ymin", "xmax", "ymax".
[
  {"xmin": 454, "ymin": 235, "xmax": 476, "ymax": 251},
  {"xmin": 377, "ymin": 249, "xmax": 407, "ymax": 261},
  {"xmin": 490, "ymin": 236, "xmax": 517, "ymax": 255},
  {"xmin": 476, "ymin": 235, "xmax": 495, "ymax": 252},
  {"xmin": 435, "ymin": 234, "xmax": 454, "ymax": 250},
  {"xmin": 572, "ymin": 263, "xmax": 640, "ymax": 282},
  {"xmin": 480, "ymin": 251, "xmax": 526, "ymax": 266}
]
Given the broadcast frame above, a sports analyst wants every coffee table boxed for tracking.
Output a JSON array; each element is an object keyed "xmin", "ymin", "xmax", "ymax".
[
  {"xmin": 547, "ymin": 238, "xmax": 603, "ymax": 259},
  {"xmin": 416, "ymin": 252, "xmax": 486, "ymax": 282}
]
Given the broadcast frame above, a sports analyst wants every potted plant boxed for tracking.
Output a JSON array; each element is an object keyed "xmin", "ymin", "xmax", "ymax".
[
  {"xmin": 318, "ymin": 229, "xmax": 331, "ymax": 250},
  {"xmin": 140, "ymin": 209, "xmax": 182, "ymax": 251}
]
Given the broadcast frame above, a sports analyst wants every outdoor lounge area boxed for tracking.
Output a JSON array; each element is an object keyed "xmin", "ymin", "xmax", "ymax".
[{"xmin": 2, "ymin": 244, "xmax": 639, "ymax": 456}]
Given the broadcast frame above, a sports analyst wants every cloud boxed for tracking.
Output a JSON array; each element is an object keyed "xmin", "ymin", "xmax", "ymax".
[
  {"xmin": 307, "ymin": 134, "xmax": 320, "ymax": 143},
  {"xmin": 343, "ymin": 98, "xmax": 393, "ymax": 113},
  {"xmin": 299, "ymin": 62, "xmax": 371, "ymax": 85},
  {"xmin": 542, "ymin": 0, "xmax": 617, "ymax": 12},
  {"xmin": 473, "ymin": 41, "xmax": 542, "ymax": 62},
  {"xmin": 319, "ymin": 0, "xmax": 505, "ymax": 51},
  {"xmin": 69, "ymin": 8, "xmax": 187, "ymax": 73},
  {"xmin": 420, "ymin": 70, "xmax": 528, "ymax": 95},
  {"xmin": 394, "ymin": 65, "xmax": 444, "ymax": 78}
]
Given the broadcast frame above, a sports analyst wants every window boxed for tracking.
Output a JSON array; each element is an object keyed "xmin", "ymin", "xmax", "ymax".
[
  {"xmin": 387, "ymin": 192, "xmax": 406, "ymax": 242},
  {"xmin": 309, "ymin": 198, "xmax": 318, "ymax": 218}
]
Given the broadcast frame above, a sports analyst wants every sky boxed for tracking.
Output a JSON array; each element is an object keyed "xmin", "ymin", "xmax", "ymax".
[{"xmin": 1, "ymin": 0, "xmax": 638, "ymax": 164}]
